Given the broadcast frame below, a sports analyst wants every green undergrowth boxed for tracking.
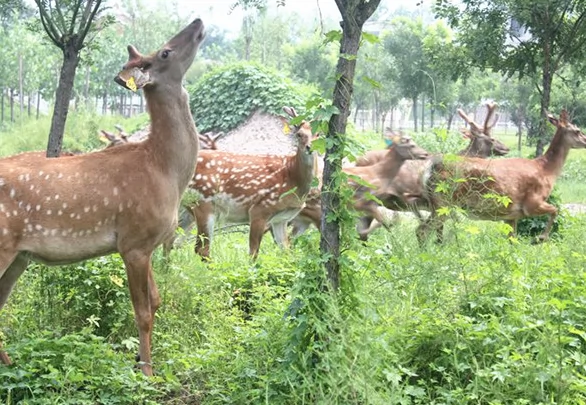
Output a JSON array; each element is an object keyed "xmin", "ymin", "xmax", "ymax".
[{"xmin": 3, "ymin": 214, "xmax": 586, "ymax": 404}]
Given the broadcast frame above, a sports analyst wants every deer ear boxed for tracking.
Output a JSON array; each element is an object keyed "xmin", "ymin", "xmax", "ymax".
[
  {"xmin": 100, "ymin": 130, "xmax": 116, "ymax": 142},
  {"xmin": 283, "ymin": 106, "xmax": 297, "ymax": 118},
  {"xmin": 560, "ymin": 109, "xmax": 569, "ymax": 125},
  {"xmin": 546, "ymin": 111, "xmax": 559, "ymax": 127}
]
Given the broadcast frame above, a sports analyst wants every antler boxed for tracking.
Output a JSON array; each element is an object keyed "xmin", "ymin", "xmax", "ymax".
[
  {"xmin": 457, "ymin": 108, "xmax": 482, "ymax": 133},
  {"xmin": 483, "ymin": 102, "xmax": 499, "ymax": 136}
]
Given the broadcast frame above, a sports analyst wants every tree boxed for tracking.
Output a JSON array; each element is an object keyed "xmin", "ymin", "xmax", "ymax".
[
  {"xmin": 33, "ymin": 0, "xmax": 109, "ymax": 157},
  {"xmin": 436, "ymin": 0, "xmax": 586, "ymax": 156},
  {"xmin": 321, "ymin": 0, "xmax": 381, "ymax": 291},
  {"xmin": 383, "ymin": 17, "xmax": 429, "ymax": 131}
]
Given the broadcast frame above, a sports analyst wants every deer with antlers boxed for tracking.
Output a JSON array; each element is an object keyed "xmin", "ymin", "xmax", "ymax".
[
  {"xmin": 418, "ymin": 110, "xmax": 586, "ymax": 244},
  {"xmin": 182, "ymin": 106, "xmax": 318, "ymax": 260},
  {"xmin": 0, "ymin": 18, "xmax": 205, "ymax": 376}
]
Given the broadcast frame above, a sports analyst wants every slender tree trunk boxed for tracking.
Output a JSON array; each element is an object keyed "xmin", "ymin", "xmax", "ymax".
[
  {"xmin": 380, "ymin": 110, "xmax": 388, "ymax": 135},
  {"xmin": 27, "ymin": 91, "xmax": 31, "ymax": 117},
  {"xmin": 447, "ymin": 111, "xmax": 454, "ymax": 131},
  {"xmin": 430, "ymin": 103, "xmax": 435, "ymax": 128},
  {"xmin": 46, "ymin": 42, "xmax": 81, "ymax": 157},
  {"xmin": 412, "ymin": 96, "xmax": 418, "ymax": 132},
  {"xmin": 84, "ymin": 66, "xmax": 90, "ymax": 108},
  {"xmin": 102, "ymin": 92, "xmax": 107, "ymax": 115},
  {"xmin": 10, "ymin": 88, "xmax": 15, "ymax": 122},
  {"xmin": 321, "ymin": 0, "xmax": 381, "ymax": 291},
  {"xmin": 421, "ymin": 95, "xmax": 425, "ymax": 132},
  {"xmin": 1, "ymin": 88, "xmax": 4, "ymax": 123},
  {"xmin": 140, "ymin": 93, "xmax": 144, "ymax": 113},
  {"xmin": 18, "ymin": 53, "xmax": 23, "ymax": 121},
  {"xmin": 535, "ymin": 41, "xmax": 553, "ymax": 157},
  {"xmin": 36, "ymin": 91, "xmax": 40, "ymax": 119}
]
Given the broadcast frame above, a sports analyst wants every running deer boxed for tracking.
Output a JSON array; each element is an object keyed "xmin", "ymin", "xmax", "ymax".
[
  {"xmin": 0, "ymin": 18, "xmax": 205, "ymax": 376},
  {"xmin": 355, "ymin": 103, "xmax": 510, "ymax": 240},
  {"xmin": 418, "ymin": 109, "xmax": 586, "ymax": 243},
  {"xmin": 184, "ymin": 106, "xmax": 318, "ymax": 260}
]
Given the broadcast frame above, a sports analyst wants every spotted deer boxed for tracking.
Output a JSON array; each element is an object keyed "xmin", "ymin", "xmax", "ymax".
[
  {"xmin": 419, "ymin": 110, "xmax": 586, "ymax": 243},
  {"xmin": 183, "ymin": 106, "xmax": 318, "ymax": 259},
  {"xmin": 0, "ymin": 18, "xmax": 205, "ymax": 376}
]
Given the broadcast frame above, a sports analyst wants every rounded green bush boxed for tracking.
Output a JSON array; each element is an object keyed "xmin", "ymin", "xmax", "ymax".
[{"xmin": 188, "ymin": 62, "xmax": 315, "ymax": 133}]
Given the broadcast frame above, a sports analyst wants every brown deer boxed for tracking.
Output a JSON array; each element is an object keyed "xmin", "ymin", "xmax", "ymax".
[
  {"xmin": 0, "ymin": 18, "xmax": 205, "ymax": 376},
  {"xmin": 355, "ymin": 102, "xmax": 510, "ymax": 240},
  {"xmin": 183, "ymin": 106, "xmax": 318, "ymax": 259},
  {"xmin": 418, "ymin": 109, "xmax": 586, "ymax": 244}
]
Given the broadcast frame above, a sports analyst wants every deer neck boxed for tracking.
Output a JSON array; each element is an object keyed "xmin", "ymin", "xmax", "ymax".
[
  {"xmin": 376, "ymin": 148, "xmax": 406, "ymax": 185},
  {"xmin": 538, "ymin": 130, "xmax": 569, "ymax": 177},
  {"xmin": 144, "ymin": 85, "xmax": 198, "ymax": 190},
  {"xmin": 287, "ymin": 146, "xmax": 316, "ymax": 197}
]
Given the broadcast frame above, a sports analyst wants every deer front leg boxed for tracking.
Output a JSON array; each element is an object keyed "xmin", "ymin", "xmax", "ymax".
[
  {"xmin": 120, "ymin": 249, "xmax": 156, "ymax": 377},
  {"xmin": 0, "ymin": 252, "xmax": 29, "ymax": 365},
  {"xmin": 526, "ymin": 201, "xmax": 558, "ymax": 242},
  {"xmin": 192, "ymin": 204, "xmax": 213, "ymax": 260},
  {"xmin": 249, "ymin": 207, "xmax": 269, "ymax": 260}
]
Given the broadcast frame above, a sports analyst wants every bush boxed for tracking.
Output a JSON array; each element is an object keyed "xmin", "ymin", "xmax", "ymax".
[
  {"xmin": 0, "ymin": 331, "xmax": 161, "ymax": 405},
  {"xmin": 188, "ymin": 62, "xmax": 316, "ymax": 133}
]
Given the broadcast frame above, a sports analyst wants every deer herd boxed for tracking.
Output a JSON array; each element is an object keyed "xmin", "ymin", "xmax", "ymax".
[{"xmin": 1, "ymin": 17, "xmax": 586, "ymax": 376}]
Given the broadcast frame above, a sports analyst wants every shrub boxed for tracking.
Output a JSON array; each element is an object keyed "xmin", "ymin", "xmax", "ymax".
[
  {"xmin": 188, "ymin": 62, "xmax": 316, "ymax": 133},
  {"xmin": 0, "ymin": 330, "xmax": 161, "ymax": 405}
]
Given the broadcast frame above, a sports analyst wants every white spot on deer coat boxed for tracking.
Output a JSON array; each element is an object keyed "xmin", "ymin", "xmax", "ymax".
[
  {"xmin": 10, "ymin": 189, "xmax": 15, "ymax": 199},
  {"xmin": 113, "ymin": 187, "xmax": 119, "ymax": 196},
  {"xmin": 35, "ymin": 205, "xmax": 41, "ymax": 211},
  {"xmin": 195, "ymin": 174, "xmax": 202, "ymax": 180}
]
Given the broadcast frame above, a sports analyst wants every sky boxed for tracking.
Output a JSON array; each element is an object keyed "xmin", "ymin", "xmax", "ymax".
[{"xmin": 136, "ymin": 0, "xmax": 421, "ymax": 36}]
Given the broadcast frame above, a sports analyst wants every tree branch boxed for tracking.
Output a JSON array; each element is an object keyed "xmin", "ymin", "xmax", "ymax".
[
  {"xmin": 77, "ymin": 0, "xmax": 102, "ymax": 49},
  {"xmin": 34, "ymin": 0, "xmax": 63, "ymax": 48},
  {"xmin": 53, "ymin": 0, "xmax": 68, "ymax": 35},
  {"xmin": 69, "ymin": 0, "xmax": 83, "ymax": 35}
]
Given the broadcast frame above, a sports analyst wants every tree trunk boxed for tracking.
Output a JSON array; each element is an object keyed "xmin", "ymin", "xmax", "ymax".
[
  {"xmin": 535, "ymin": 45, "xmax": 553, "ymax": 157},
  {"xmin": 1, "ymin": 88, "xmax": 4, "ymax": 123},
  {"xmin": 380, "ymin": 110, "xmax": 388, "ymax": 135},
  {"xmin": 412, "ymin": 96, "xmax": 418, "ymax": 132},
  {"xmin": 27, "ymin": 91, "xmax": 31, "ymax": 117},
  {"xmin": 46, "ymin": 43, "xmax": 81, "ymax": 157},
  {"xmin": 102, "ymin": 92, "xmax": 107, "ymax": 115},
  {"xmin": 430, "ymin": 103, "xmax": 435, "ymax": 128},
  {"xmin": 321, "ymin": 0, "xmax": 381, "ymax": 292},
  {"xmin": 18, "ymin": 53, "xmax": 23, "ymax": 121},
  {"xmin": 140, "ymin": 93, "xmax": 144, "ymax": 114},
  {"xmin": 421, "ymin": 95, "xmax": 425, "ymax": 132},
  {"xmin": 10, "ymin": 88, "xmax": 14, "ymax": 122},
  {"xmin": 36, "ymin": 91, "xmax": 40, "ymax": 119},
  {"xmin": 84, "ymin": 66, "xmax": 90, "ymax": 108},
  {"xmin": 447, "ymin": 111, "xmax": 454, "ymax": 131}
]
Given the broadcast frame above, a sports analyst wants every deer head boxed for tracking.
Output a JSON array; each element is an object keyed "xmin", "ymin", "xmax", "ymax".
[
  {"xmin": 384, "ymin": 133, "xmax": 430, "ymax": 160},
  {"xmin": 458, "ymin": 102, "xmax": 509, "ymax": 157},
  {"xmin": 546, "ymin": 109, "xmax": 586, "ymax": 149},
  {"xmin": 115, "ymin": 19, "xmax": 205, "ymax": 91}
]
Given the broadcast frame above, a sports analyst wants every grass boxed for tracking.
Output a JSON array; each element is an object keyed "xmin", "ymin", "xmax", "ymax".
[{"xmin": 2, "ymin": 116, "xmax": 586, "ymax": 403}]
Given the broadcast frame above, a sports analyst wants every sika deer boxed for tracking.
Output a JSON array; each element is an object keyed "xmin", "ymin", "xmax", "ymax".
[
  {"xmin": 185, "ymin": 106, "xmax": 318, "ymax": 260},
  {"xmin": 419, "ymin": 110, "xmax": 586, "ymax": 243},
  {"xmin": 355, "ymin": 103, "xmax": 510, "ymax": 240},
  {"xmin": 0, "ymin": 18, "xmax": 205, "ymax": 376}
]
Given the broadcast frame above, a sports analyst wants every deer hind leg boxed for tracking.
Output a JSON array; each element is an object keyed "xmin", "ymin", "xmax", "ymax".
[
  {"xmin": 0, "ymin": 252, "xmax": 30, "ymax": 365},
  {"xmin": 120, "ymin": 248, "xmax": 156, "ymax": 376}
]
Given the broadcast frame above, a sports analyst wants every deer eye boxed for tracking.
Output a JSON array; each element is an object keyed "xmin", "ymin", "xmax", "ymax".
[{"xmin": 161, "ymin": 50, "xmax": 170, "ymax": 59}]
